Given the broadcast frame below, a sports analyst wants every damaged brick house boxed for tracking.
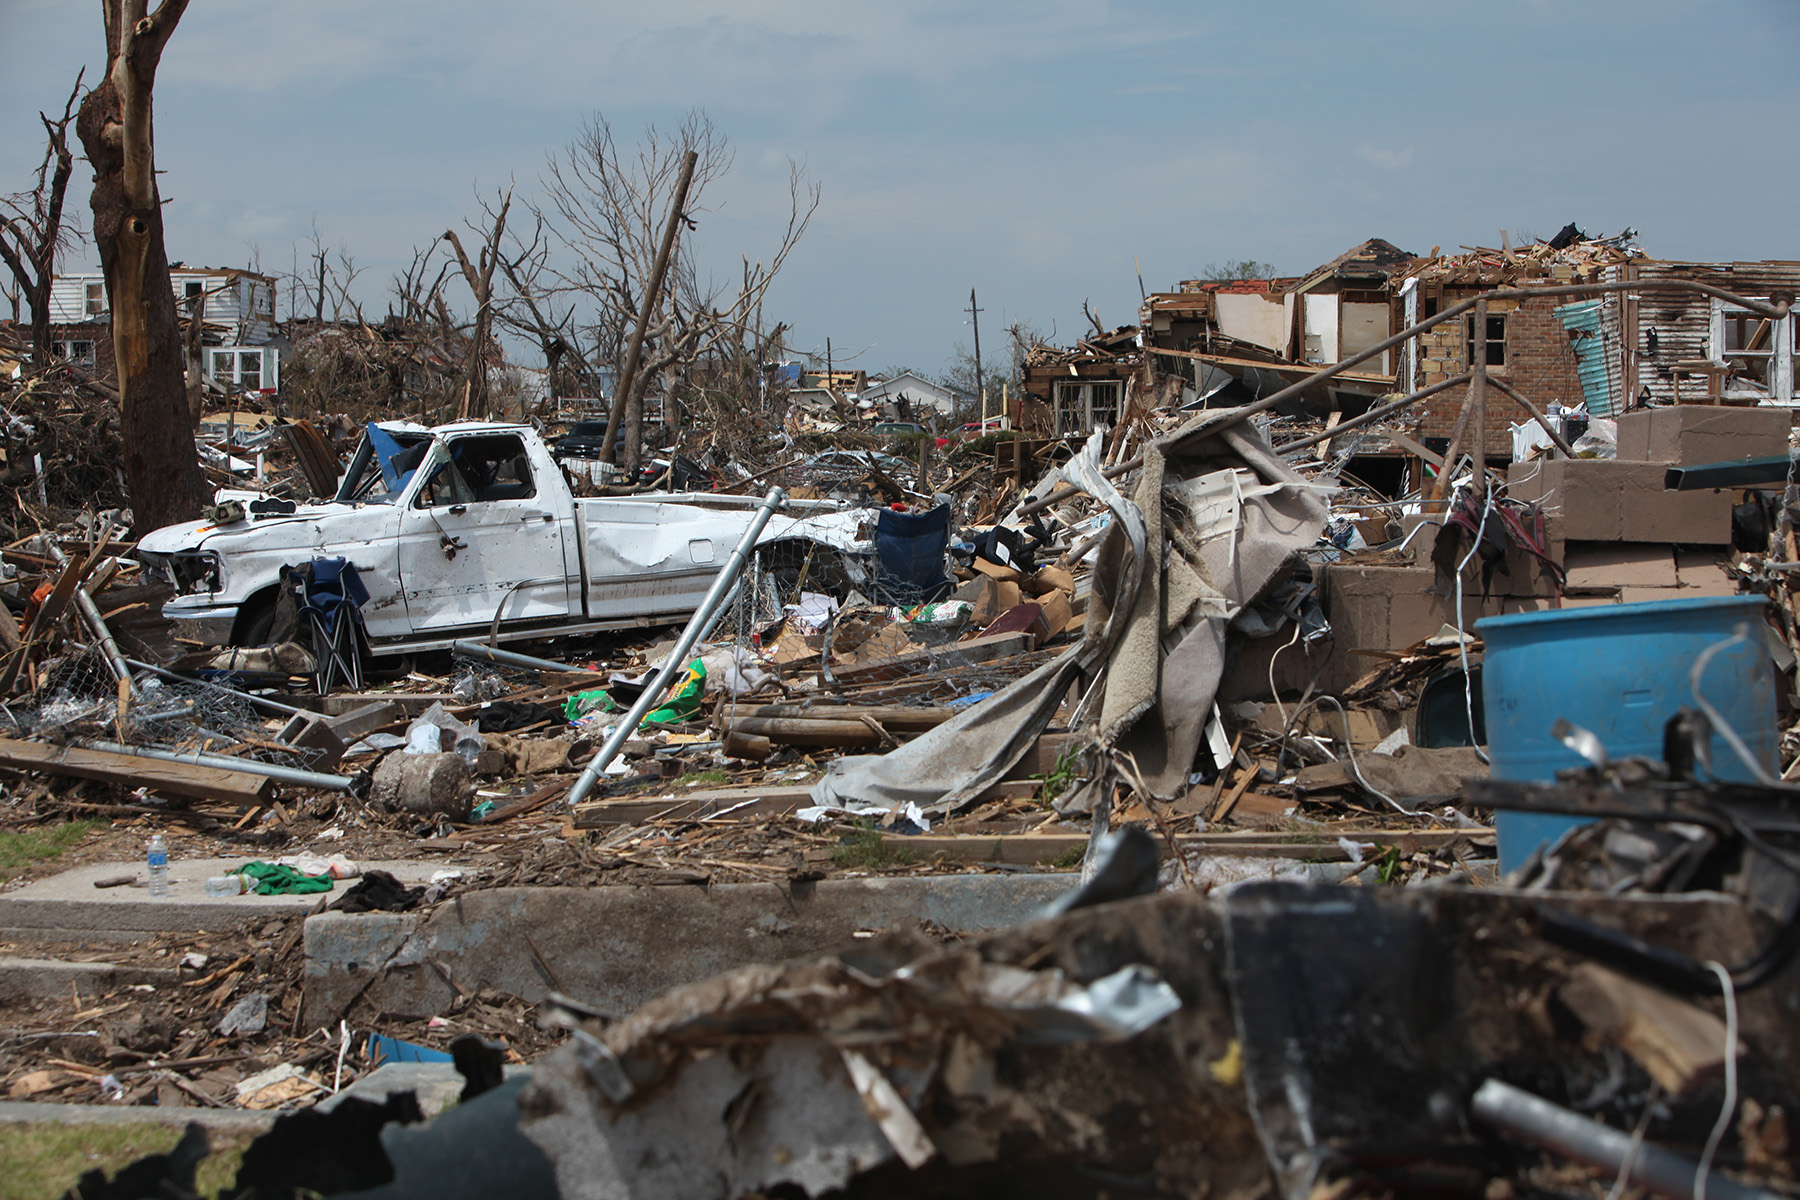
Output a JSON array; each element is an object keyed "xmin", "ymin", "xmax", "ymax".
[{"xmin": 1389, "ymin": 234, "xmax": 1800, "ymax": 454}]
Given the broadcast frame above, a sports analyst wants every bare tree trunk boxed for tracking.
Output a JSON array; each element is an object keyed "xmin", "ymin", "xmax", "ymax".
[
  {"xmin": 76, "ymin": 0, "xmax": 205, "ymax": 533},
  {"xmin": 443, "ymin": 186, "xmax": 512, "ymax": 420},
  {"xmin": 0, "ymin": 72, "xmax": 83, "ymax": 375},
  {"xmin": 184, "ymin": 287, "xmax": 204, "ymax": 423},
  {"xmin": 602, "ymin": 150, "xmax": 696, "ymax": 470}
]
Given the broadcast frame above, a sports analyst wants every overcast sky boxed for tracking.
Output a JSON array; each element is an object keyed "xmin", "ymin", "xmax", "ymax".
[{"xmin": 5, "ymin": 0, "xmax": 1796, "ymax": 379}]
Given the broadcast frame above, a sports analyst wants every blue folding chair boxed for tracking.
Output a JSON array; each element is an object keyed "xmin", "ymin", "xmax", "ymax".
[
  {"xmin": 874, "ymin": 503, "xmax": 954, "ymax": 606},
  {"xmin": 297, "ymin": 558, "xmax": 369, "ymax": 693}
]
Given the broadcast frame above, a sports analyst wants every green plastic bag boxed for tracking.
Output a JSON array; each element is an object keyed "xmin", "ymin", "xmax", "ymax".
[
  {"xmin": 644, "ymin": 660, "xmax": 706, "ymax": 725},
  {"xmin": 563, "ymin": 688, "xmax": 621, "ymax": 723}
]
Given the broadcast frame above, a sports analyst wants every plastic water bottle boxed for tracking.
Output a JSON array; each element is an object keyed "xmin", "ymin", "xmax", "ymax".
[
  {"xmin": 146, "ymin": 835, "xmax": 169, "ymax": 898},
  {"xmin": 204, "ymin": 874, "xmax": 247, "ymax": 898}
]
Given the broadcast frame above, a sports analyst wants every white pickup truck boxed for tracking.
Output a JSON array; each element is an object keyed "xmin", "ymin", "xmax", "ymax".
[{"xmin": 137, "ymin": 420, "xmax": 876, "ymax": 652}]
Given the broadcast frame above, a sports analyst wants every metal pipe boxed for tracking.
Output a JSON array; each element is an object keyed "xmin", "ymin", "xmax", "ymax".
[
  {"xmin": 1277, "ymin": 373, "xmax": 1474, "ymax": 456},
  {"xmin": 565, "ymin": 487, "xmax": 788, "ymax": 809},
  {"xmin": 451, "ymin": 640, "xmax": 594, "ymax": 674},
  {"xmin": 42, "ymin": 544, "xmax": 130, "ymax": 692},
  {"xmin": 1471, "ymin": 1079, "xmax": 1778, "ymax": 1200},
  {"xmin": 124, "ymin": 657, "xmax": 309, "ymax": 717},
  {"xmin": 77, "ymin": 737, "xmax": 358, "ymax": 792}
]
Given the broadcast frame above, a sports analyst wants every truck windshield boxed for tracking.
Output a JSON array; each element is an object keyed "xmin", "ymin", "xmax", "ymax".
[{"xmin": 337, "ymin": 426, "xmax": 432, "ymax": 505}]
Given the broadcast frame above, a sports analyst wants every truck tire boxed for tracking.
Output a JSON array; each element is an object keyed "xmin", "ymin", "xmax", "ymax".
[
  {"xmin": 761, "ymin": 541, "xmax": 853, "ymax": 602},
  {"xmin": 230, "ymin": 589, "xmax": 280, "ymax": 647}
]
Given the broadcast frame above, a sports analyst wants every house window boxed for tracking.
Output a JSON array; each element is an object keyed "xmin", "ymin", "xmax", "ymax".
[
  {"xmin": 54, "ymin": 340, "xmax": 95, "ymax": 366},
  {"xmin": 83, "ymin": 282, "xmax": 106, "ymax": 316},
  {"xmin": 1466, "ymin": 312, "xmax": 1507, "ymax": 369},
  {"xmin": 184, "ymin": 281, "xmax": 203, "ymax": 300},
  {"xmin": 1712, "ymin": 301, "xmax": 1794, "ymax": 402},
  {"xmin": 209, "ymin": 348, "xmax": 275, "ymax": 394},
  {"xmin": 1052, "ymin": 381, "xmax": 1122, "ymax": 435}
]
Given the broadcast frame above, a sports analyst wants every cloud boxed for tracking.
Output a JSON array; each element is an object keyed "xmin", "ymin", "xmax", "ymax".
[{"xmin": 1357, "ymin": 143, "xmax": 1414, "ymax": 170}]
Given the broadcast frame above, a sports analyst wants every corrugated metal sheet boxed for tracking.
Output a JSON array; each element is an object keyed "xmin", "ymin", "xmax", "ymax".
[{"xmin": 1555, "ymin": 300, "xmax": 1614, "ymax": 415}]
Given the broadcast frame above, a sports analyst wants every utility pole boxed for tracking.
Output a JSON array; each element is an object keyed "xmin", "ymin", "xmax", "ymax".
[{"xmin": 968, "ymin": 288, "xmax": 984, "ymax": 418}]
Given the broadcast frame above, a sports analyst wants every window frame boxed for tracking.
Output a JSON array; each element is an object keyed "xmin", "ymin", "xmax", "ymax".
[
  {"xmin": 1051, "ymin": 380, "xmax": 1123, "ymax": 435},
  {"xmin": 1464, "ymin": 311, "xmax": 1509, "ymax": 374},
  {"xmin": 1711, "ymin": 300, "xmax": 1794, "ymax": 403}
]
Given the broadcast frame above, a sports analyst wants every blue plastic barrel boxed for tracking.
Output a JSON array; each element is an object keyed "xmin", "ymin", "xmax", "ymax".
[{"xmin": 1475, "ymin": 595, "xmax": 1777, "ymax": 872}]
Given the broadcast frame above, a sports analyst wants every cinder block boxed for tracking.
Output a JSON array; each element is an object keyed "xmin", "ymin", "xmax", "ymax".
[
  {"xmin": 1615, "ymin": 405, "xmax": 1791, "ymax": 466},
  {"xmin": 1505, "ymin": 458, "xmax": 1730, "ymax": 545}
]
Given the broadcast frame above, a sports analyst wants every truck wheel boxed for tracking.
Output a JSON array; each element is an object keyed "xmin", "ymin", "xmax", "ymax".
[
  {"xmin": 231, "ymin": 590, "xmax": 279, "ymax": 647},
  {"xmin": 761, "ymin": 542, "xmax": 851, "ymax": 602}
]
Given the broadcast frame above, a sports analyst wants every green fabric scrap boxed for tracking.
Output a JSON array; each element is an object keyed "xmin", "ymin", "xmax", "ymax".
[{"xmin": 236, "ymin": 861, "xmax": 334, "ymax": 895}]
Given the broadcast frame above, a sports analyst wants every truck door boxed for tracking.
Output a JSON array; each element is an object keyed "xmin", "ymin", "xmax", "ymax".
[{"xmin": 396, "ymin": 433, "xmax": 575, "ymax": 633}]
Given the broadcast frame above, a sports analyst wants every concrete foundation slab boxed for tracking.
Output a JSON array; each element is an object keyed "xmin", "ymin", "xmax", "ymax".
[
  {"xmin": 0, "ymin": 858, "xmax": 444, "ymax": 942},
  {"xmin": 303, "ymin": 874, "xmax": 1073, "ymax": 1024}
]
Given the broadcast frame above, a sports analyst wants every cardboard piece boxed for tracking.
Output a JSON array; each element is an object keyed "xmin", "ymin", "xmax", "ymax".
[
  {"xmin": 1032, "ymin": 564, "xmax": 1077, "ymax": 595},
  {"xmin": 1506, "ymin": 459, "xmax": 1731, "ymax": 545},
  {"xmin": 1616, "ymin": 405, "xmax": 1792, "ymax": 467},
  {"xmin": 1675, "ymin": 549, "xmax": 1738, "ymax": 597},
  {"xmin": 971, "ymin": 557, "xmax": 1026, "ymax": 584},
  {"xmin": 1563, "ymin": 543, "xmax": 1677, "ymax": 591},
  {"xmin": 1037, "ymin": 588, "xmax": 1073, "ymax": 638},
  {"xmin": 1403, "ymin": 516, "xmax": 1562, "ymax": 599},
  {"xmin": 1318, "ymin": 564, "xmax": 1505, "ymax": 693},
  {"xmin": 968, "ymin": 577, "xmax": 1024, "ymax": 626}
]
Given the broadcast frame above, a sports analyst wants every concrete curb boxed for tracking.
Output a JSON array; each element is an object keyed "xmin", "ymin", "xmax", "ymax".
[
  {"xmin": 0, "ymin": 1099, "xmax": 276, "ymax": 1130},
  {"xmin": 0, "ymin": 956, "xmax": 179, "ymax": 1003},
  {"xmin": 0, "ymin": 859, "xmax": 448, "ymax": 943},
  {"xmin": 304, "ymin": 874, "xmax": 1074, "ymax": 1023}
]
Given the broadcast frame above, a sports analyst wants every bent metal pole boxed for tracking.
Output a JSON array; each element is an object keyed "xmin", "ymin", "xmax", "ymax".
[{"xmin": 565, "ymin": 487, "xmax": 789, "ymax": 809}]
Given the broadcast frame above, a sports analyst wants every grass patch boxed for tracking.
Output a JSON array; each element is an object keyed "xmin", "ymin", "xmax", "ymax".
[
  {"xmin": 0, "ymin": 1121, "xmax": 254, "ymax": 1200},
  {"xmin": 831, "ymin": 825, "xmax": 915, "ymax": 870},
  {"xmin": 1371, "ymin": 844, "xmax": 1407, "ymax": 886},
  {"xmin": 680, "ymin": 769, "xmax": 730, "ymax": 786},
  {"xmin": 0, "ymin": 820, "xmax": 103, "ymax": 882},
  {"xmin": 1049, "ymin": 845, "xmax": 1086, "ymax": 870},
  {"xmin": 1031, "ymin": 747, "xmax": 1080, "ymax": 807}
]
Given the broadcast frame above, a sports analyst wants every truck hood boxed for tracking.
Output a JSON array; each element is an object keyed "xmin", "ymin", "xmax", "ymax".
[{"xmin": 136, "ymin": 501, "xmax": 388, "ymax": 557}]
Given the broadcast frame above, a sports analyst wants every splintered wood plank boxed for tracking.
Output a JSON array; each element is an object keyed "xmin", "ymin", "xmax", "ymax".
[
  {"xmin": 827, "ymin": 631, "xmax": 1033, "ymax": 687},
  {"xmin": 1558, "ymin": 962, "xmax": 1740, "ymax": 1094},
  {"xmin": 571, "ymin": 778, "xmax": 1046, "ymax": 828},
  {"xmin": 0, "ymin": 738, "xmax": 275, "ymax": 805},
  {"xmin": 889, "ymin": 828, "xmax": 1490, "ymax": 866}
]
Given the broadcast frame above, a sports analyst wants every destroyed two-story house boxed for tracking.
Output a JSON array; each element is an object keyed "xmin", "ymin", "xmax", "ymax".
[
  {"xmin": 1016, "ymin": 239, "xmax": 1417, "ymax": 438},
  {"xmin": 47, "ymin": 265, "xmax": 280, "ymax": 396}
]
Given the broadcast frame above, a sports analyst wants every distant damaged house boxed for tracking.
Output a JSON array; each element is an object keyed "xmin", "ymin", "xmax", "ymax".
[
  {"xmin": 1018, "ymin": 326, "xmax": 1144, "ymax": 436},
  {"xmin": 49, "ymin": 265, "xmax": 280, "ymax": 396},
  {"xmin": 1137, "ymin": 239, "xmax": 1413, "ymax": 415}
]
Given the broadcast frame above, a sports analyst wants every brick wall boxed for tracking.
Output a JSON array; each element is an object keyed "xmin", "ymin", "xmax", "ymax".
[{"xmin": 1416, "ymin": 295, "xmax": 1586, "ymax": 443}]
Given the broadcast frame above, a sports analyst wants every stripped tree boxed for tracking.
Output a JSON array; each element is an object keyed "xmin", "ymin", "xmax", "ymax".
[
  {"xmin": 75, "ymin": 0, "xmax": 206, "ymax": 532},
  {"xmin": 441, "ymin": 185, "xmax": 513, "ymax": 419},
  {"xmin": 0, "ymin": 72, "xmax": 85, "ymax": 375},
  {"xmin": 537, "ymin": 110, "xmax": 818, "ymax": 471}
]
